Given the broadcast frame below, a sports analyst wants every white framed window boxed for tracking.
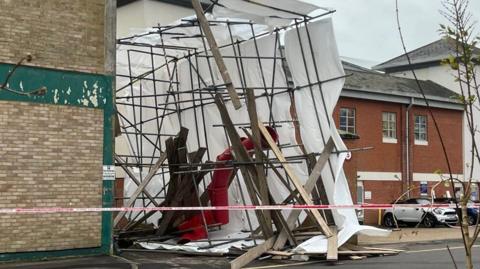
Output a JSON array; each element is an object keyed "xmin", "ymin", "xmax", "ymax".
[
  {"xmin": 382, "ymin": 112, "xmax": 397, "ymax": 143},
  {"xmin": 339, "ymin": 107, "xmax": 356, "ymax": 134},
  {"xmin": 414, "ymin": 115, "xmax": 428, "ymax": 145}
]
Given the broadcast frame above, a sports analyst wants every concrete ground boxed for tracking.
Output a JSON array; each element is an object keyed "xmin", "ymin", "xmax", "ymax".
[
  {"xmin": 358, "ymin": 226, "xmax": 473, "ymax": 244},
  {"xmin": 0, "ymin": 227, "xmax": 478, "ymax": 269}
]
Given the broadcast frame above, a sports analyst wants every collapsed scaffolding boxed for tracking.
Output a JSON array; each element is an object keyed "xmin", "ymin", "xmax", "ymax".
[{"xmin": 114, "ymin": 1, "xmax": 391, "ymax": 267}]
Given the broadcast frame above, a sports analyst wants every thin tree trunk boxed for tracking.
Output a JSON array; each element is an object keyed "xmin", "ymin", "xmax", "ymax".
[{"xmin": 461, "ymin": 201, "xmax": 472, "ymax": 269}]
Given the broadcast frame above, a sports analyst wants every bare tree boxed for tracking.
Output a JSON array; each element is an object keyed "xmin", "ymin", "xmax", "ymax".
[
  {"xmin": 440, "ymin": 1, "xmax": 480, "ymax": 268},
  {"xmin": 396, "ymin": 0, "xmax": 479, "ymax": 267}
]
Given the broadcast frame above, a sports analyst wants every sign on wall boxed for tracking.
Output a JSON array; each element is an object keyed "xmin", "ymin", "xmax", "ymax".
[
  {"xmin": 103, "ymin": 165, "xmax": 116, "ymax": 181},
  {"xmin": 420, "ymin": 181, "xmax": 428, "ymax": 196}
]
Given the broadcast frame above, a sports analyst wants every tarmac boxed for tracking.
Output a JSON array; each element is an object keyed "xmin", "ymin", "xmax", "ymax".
[{"xmin": 0, "ymin": 227, "xmax": 477, "ymax": 269}]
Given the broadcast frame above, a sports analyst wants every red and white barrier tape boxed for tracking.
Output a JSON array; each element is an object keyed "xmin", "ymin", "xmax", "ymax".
[{"xmin": 0, "ymin": 203, "xmax": 479, "ymax": 214}]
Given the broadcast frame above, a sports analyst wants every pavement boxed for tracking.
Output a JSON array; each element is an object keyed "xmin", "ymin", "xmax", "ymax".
[
  {"xmin": 0, "ymin": 227, "xmax": 479, "ymax": 269},
  {"xmin": 358, "ymin": 226, "xmax": 473, "ymax": 244}
]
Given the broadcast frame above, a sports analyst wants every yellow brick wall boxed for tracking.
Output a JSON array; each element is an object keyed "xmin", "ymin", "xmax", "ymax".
[
  {"xmin": 0, "ymin": 101, "xmax": 103, "ymax": 253},
  {"xmin": 0, "ymin": 0, "xmax": 105, "ymax": 73}
]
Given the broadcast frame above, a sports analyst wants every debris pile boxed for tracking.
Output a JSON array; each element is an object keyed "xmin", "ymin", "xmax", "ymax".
[{"xmin": 114, "ymin": 1, "xmax": 392, "ymax": 267}]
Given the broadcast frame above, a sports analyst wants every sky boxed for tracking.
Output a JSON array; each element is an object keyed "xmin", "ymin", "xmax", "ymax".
[{"xmin": 304, "ymin": 0, "xmax": 480, "ymax": 66}]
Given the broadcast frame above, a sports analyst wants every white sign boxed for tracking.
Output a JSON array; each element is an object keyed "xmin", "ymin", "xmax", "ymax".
[
  {"xmin": 345, "ymin": 151, "xmax": 352, "ymax": 160},
  {"xmin": 364, "ymin": 191, "xmax": 372, "ymax": 200},
  {"xmin": 103, "ymin": 165, "xmax": 116, "ymax": 181}
]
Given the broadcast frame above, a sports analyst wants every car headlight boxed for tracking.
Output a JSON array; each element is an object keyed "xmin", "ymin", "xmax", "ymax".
[{"xmin": 433, "ymin": 208, "xmax": 444, "ymax": 214}]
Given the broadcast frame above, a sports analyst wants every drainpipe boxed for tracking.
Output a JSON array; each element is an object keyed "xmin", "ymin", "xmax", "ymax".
[{"xmin": 406, "ymin": 97, "xmax": 414, "ymax": 198}]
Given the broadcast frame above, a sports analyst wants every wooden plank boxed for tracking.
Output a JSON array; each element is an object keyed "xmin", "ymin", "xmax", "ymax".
[
  {"xmin": 265, "ymin": 250, "xmax": 293, "ymax": 257},
  {"xmin": 344, "ymin": 244, "xmax": 403, "ymax": 253},
  {"xmin": 126, "ymin": 162, "xmax": 214, "ymax": 231},
  {"xmin": 326, "ymin": 226, "xmax": 338, "ymax": 261},
  {"xmin": 258, "ymin": 122, "xmax": 332, "ymax": 238},
  {"xmin": 191, "ymin": 0, "xmax": 242, "ymax": 109},
  {"xmin": 246, "ymin": 89, "xmax": 272, "ymax": 227},
  {"xmin": 114, "ymin": 151, "xmax": 167, "ymax": 226},
  {"xmin": 362, "ymin": 246, "xmax": 404, "ymax": 252},
  {"xmin": 273, "ymin": 138, "xmax": 335, "ymax": 250},
  {"xmin": 307, "ymin": 153, "xmax": 335, "ymax": 225},
  {"xmin": 157, "ymin": 147, "xmax": 190, "ymax": 235},
  {"xmin": 230, "ymin": 237, "xmax": 276, "ymax": 269},
  {"xmin": 240, "ymin": 128, "xmax": 297, "ymax": 246},
  {"xmin": 214, "ymin": 94, "xmax": 273, "ymax": 238},
  {"xmin": 115, "ymin": 155, "xmax": 160, "ymax": 207},
  {"xmin": 338, "ymin": 250, "xmax": 399, "ymax": 255}
]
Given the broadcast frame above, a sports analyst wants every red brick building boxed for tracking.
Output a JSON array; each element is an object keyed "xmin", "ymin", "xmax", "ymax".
[{"xmin": 335, "ymin": 62, "xmax": 464, "ymax": 225}]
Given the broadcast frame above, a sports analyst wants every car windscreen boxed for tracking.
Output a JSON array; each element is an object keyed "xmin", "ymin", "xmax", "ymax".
[{"xmin": 417, "ymin": 199, "xmax": 431, "ymax": 205}]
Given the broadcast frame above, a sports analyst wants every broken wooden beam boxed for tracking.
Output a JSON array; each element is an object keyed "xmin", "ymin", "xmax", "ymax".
[
  {"xmin": 191, "ymin": 0, "xmax": 242, "ymax": 109},
  {"xmin": 214, "ymin": 93, "xmax": 273, "ymax": 238},
  {"xmin": 273, "ymin": 138, "xmax": 335, "ymax": 250},
  {"xmin": 246, "ymin": 88, "xmax": 272, "ymax": 228},
  {"xmin": 326, "ymin": 226, "xmax": 338, "ymax": 261},
  {"xmin": 230, "ymin": 237, "xmax": 276, "ymax": 269},
  {"xmin": 114, "ymin": 151, "xmax": 168, "ymax": 226},
  {"xmin": 258, "ymin": 122, "xmax": 332, "ymax": 238}
]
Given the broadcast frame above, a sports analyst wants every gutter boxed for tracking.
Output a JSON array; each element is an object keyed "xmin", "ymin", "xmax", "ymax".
[{"xmin": 405, "ymin": 97, "xmax": 414, "ymax": 198}]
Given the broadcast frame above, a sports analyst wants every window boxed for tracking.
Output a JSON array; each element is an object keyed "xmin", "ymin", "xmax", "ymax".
[
  {"xmin": 339, "ymin": 108, "xmax": 356, "ymax": 134},
  {"xmin": 414, "ymin": 115, "xmax": 428, "ymax": 144},
  {"xmin": 382, "ymin": 112, "xmax": 397, "ymax": 142}
]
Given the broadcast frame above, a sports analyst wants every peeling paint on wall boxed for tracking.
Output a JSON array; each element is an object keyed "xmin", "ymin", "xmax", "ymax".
[{"xmin": 0, "ymin": 64, "xmax": 111, "ymax": 110}]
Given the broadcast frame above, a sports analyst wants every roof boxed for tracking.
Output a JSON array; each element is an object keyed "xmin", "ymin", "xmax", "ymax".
[
  {"xmin": 342, "ymin": 62, "xmax": 462, "ymax": 110},
  {"xmin": 373, "ymin": 37, "xmax": 480, "ymax": 72},
  {"xmin": 117, "ymin": 0, "xmax": 211, "ymax": 9}
]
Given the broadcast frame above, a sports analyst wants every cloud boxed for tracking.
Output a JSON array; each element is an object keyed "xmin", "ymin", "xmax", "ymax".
[{"xmin": 304, "ymin": 0, "xmax": 480, "ymax": 64}]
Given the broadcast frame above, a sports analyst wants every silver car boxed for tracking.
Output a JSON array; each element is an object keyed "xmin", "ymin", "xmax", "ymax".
[{"xmin": 383, "ymin": 198, "xmax": 458, "ymax": 228}]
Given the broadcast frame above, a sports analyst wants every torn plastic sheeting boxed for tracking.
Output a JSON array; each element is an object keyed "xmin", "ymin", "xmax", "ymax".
[
  {"xmin": 120, "ymin": 15, "xmax": 269, "ymax": 54},
  {"xmin": 140, "ymin": 232, "xmax": 261, "ymax": 254},
  {"xmin": 213, "ymin": 0, "xmax": 330, "ymax": 26},
  {"xmin": 285, "ymin": 18, "xmax": 390, "ymax": 253}
]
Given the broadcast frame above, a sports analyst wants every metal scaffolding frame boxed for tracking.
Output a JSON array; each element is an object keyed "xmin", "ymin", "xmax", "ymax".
[{"xmin": 113, "ymin": 3, "xmax": 356, "ymax": 264}]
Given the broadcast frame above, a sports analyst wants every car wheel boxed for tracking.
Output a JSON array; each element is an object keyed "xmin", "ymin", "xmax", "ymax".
[
  {"xmin": 423, "ymin": 214, "xmax": 436, "ymax": 228},
  {"xmin": 384, "ymin": 213, "xmax": 395, "ymax": 228},
  {"xmin": 468, "ymin": 215, "xmax": 475, "ymax": 226}
]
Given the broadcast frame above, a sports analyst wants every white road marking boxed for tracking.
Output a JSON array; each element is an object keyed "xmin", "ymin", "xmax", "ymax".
[
  {"xmin": 406, "ymin": 244, "xmax": 480, "ymax": 254},
  {"xmin": 244, "ymin": 260, "xmax": 323, "ymax": 269}
]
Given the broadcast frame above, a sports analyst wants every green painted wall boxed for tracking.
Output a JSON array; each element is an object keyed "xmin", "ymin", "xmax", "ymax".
[{"xmin": 0, "ymin": 63, "xmax": 114, "ymax": 261}]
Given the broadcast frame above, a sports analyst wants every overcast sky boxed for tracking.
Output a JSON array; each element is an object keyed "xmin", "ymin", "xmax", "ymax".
[{"xmin": 304, "ymin": 0, "xmax": 480, "ymax": 66}]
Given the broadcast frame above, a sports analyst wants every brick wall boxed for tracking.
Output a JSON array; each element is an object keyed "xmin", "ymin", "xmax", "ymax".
[
  {"xmin": 0, "ymin": 101, "xmax": 103, "ymax": 253},
  {"xmin": 0, "ymin": 0, "xmax": 105, "ymax": 73},
  {"xmin": 410, "ymin": 106, "xmax": 463, "ymax": 174},
  {"xmin": 334, "ymin": 98, "xmax": 404, "ymax": 173},
  {"xmin": 333, "ymin": 97, "xmax": 463, "ymax": 225}
]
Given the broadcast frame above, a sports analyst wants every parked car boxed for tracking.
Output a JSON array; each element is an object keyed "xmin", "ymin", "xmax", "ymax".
[
  {"xmin": 383, "ymin": 197, "xmax": 458, "ymax": 228},
  {"xmin": 434, "ymin": 198, "xmax": 479, "ymax": 226}
]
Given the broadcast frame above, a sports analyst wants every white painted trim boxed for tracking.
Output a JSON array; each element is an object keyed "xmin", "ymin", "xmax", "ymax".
[
  {"xmin": 414, "ymin": 140, "xmax": 429, "ymax": 146},
  {"xmin": 382, "ymin": 137, "xmax": 398, "ymax": 144},
  {"xmin": 357, "ymin": 171, "xmax": 402, "ymax": 181},
  {"xmin": 412, "ymin": 173, "xmax": 464, "ymax": 182}
]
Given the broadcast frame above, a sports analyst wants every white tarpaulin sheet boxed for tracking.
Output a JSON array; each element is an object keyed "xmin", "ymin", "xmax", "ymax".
[
  {"xmin": 213, "ymin": 0, "xmax": 330, "ymax": 26},
  {"xmin": 284, "ymin": 18, "xmax": 389, "ymax": 253}
]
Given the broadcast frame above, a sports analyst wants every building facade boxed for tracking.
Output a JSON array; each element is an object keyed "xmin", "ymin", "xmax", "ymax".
[
  {"xmin": 0, "ymin": 0, "xmax": 116, "ymax": 261},
  {"xmin": 335, "ymin": 63, "xmax": 464, "ymax": 225},
  {"xmin": 374, "ymin": 38, "xmax": 480, "ymax": 184}
]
